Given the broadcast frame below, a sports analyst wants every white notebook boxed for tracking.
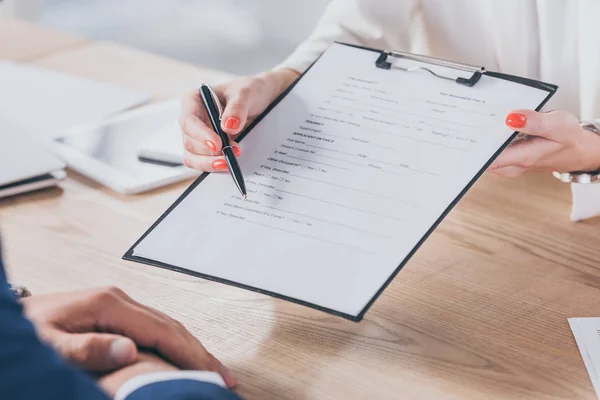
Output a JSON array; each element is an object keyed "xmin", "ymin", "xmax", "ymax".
[
  {"xmin": 0, "ymin": 61, "xmax": 150, "ymax": 139},
  {"xmin": 125, "ymin": 43, "xmax": 556, "ymax": 321}
]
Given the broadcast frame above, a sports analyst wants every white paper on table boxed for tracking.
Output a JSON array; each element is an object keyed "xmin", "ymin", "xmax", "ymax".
[
  {"xmin": 130, "ymin": 43, "xmax": 554, "ymax": 320},
  {"xmin": 569, "ymin": 318, "xmax": 600, "ymax": 399}
]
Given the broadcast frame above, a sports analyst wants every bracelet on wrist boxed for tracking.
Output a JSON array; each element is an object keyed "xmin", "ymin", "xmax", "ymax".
[{"xmin": 552, "ymin": 120, "xmax": 600, "ymax": 184}]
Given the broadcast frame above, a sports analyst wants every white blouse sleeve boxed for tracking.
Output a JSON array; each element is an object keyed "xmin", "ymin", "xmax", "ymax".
[
  {"xmin": 570, "ymin": 183, "xmax": 600, "ymax": 221},
  {"xmin": 275, "ymin": 0, "xmax": 421, "ymax": 73},
  {"xmin": 570, "ymin": 119, "xmax": 600, "ymax": 221}
]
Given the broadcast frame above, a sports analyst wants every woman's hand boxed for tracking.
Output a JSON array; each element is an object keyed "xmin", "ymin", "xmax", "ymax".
[
  {"xmin": 489, "ymin": 110, "xmax": 600, "ymax": 177},
  {"xmin": 179, "ymin": 68, "xmax": 300, "ymax": 172}
]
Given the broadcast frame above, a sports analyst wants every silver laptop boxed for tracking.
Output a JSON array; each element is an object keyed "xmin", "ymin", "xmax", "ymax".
[{"xmin": 0, "ymin": 119, "xmax": 66, "ymax": 199}]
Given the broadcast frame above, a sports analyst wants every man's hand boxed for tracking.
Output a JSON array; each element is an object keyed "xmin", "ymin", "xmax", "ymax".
[
  {"xmin": 22, "ymin": 287, "xmax": 236, "ymax": 388},
  {"xmin": 98, "ymin": 352, "xmax": 177, "ymax": 397}
]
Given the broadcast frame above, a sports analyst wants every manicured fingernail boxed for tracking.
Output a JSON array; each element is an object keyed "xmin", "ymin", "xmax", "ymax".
[
  {"xmin": 220, "ymin": 364, "xmax": 237, "ymax": 387},
  {"xmin": 205, "ymin": 140, "xmax": 217, "ymax": 152},
  {"xmin": 110, "ymin": 338, "xmax": 136, "ymax": 366},
  {"xmin": 224, "ymin": 117, "xmax": 240, "ymax": 130},
  {"xmin": 506, "ymin": 113, "xmax": 526, "ymax": 129},
  {"xmin": 233, "ymin": 146, "xmax": 241, "ymax": 157},
  {"xmin": 213, "ymin": 159, "xmax": 228, "ymax": 170}
]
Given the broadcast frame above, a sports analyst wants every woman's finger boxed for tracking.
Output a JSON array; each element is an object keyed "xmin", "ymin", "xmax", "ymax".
[
  {"xmin": 179, "ymin": 89, "xmax": 207, "ymax": 129},
  {"xmin": 182, "ymin": 152, "xmax": 229, "ymax": 172},
  {"xmin": 183, "ymin": 133, "xmax": 241, "ymax": 158},
  {"xmin": 182, "ymin": 133, "xmax": 219, "ymax": 157},
  {"xmin": 489, "ymin": 136, "xmax": 559, "ymax": 171},
  {"xmin": 181, "ymin": 113, "xmax": 223, "ymax": 154},
  {"xmin": 220, "ymin": 85, "xmax": 253, "ymax": 137},
  {"xmin": 488, "ymin": 166, "xmax": 527, "ymax": 178},
  {"xmin": 505, "ymin": 109, "xmax": 579, "ymax": 142}
]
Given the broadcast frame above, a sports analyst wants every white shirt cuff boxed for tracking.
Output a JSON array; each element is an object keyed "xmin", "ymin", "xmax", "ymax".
[
  {"xmin": 570, "ymin": 183, "xmax": 600, "ymax": 221},
  {"xmin": 114, "ymin": 371, "xmax": 225, "ymax": 400}
]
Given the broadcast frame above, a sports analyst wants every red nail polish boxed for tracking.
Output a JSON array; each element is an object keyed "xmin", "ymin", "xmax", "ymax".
[
  {"xmin": 213, "ymin": 159, "xmax": 228, "ymax": 170},
  {"xmin": 506, "ymin": 113, "xmax": 526, "ymax": 129},
  {"xmin": 233, "ymin": 146, "xmax": 241, "ymax": 157},
  {"xmin": 205, "ymin": 140, "xmax": 217, "ymax": 152},
  {"xmin": 224, "ymin": 117, "xmax": 240, "ymax": 130}
]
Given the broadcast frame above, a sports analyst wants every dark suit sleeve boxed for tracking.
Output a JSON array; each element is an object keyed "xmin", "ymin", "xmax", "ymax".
[
  {"xmin": 0, "ymin": 244, "xmax": 109, "ymax": 400},
  {"xmin": 0, "ymin": 241, "xmax": 243, "ymax": 400},
  {"xmin": 126, "ymin": 380, "xmax": 243, "ymax": 400}
]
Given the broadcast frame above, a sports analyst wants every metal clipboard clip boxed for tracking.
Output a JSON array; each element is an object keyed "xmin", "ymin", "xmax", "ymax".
[{"xmin": 375, "ymin": 50, "xmax": 485, "ymax": 87}]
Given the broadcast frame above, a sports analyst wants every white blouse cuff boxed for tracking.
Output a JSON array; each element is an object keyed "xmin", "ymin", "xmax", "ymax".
[
  {"xmin": 570, "ymin": 183, "xmax": 600, "ymax": 221},
  {"xmin": 274, "ymin": 50, "xmax": 320, "ymax": 74}
]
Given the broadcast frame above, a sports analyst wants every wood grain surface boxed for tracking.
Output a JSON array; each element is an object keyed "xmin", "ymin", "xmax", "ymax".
[{"xmin": 2, "ymin": 20, "xmax": 599, "ymax": 400}]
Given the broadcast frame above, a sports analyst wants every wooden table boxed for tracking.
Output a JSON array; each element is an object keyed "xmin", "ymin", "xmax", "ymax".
[{"xmin": 2, "ymin": 20, "xmax": 600, "ymax": 400}]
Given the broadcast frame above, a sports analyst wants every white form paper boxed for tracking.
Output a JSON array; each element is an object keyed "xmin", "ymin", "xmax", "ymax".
[
  {"xmin": 569, "ymin": 318, "xmax": 600, "ymax": 398},
  {"xmin": 132, "ymin": 43, "xmax": 552, "ymax": 318}
]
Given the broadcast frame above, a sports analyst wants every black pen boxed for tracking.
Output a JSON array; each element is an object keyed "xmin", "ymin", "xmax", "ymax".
[{"xmin": 199, "ymin": 84, "xmax": 247, "ymax": 198}]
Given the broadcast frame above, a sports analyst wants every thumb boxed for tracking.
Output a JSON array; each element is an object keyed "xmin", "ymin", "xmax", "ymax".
[
  {"xmin": 204, "ymin": 350, "xmax": 237, "ymax": 389},
  {"xmin": 220, "ymin": 88, "xmax": 252, "ymax": 138},
  {"xmin": 505, "ymin": 110, "xmax": 576, "ymax": 142},
  {"xmin": 56, "ymin": 332, "xmax": 138, "ymax": 372}
]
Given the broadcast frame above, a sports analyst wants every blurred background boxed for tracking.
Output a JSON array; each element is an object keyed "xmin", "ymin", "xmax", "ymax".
[{"xmin": 1, "ymin": 0, "xmax": 330, "ymax": 75}]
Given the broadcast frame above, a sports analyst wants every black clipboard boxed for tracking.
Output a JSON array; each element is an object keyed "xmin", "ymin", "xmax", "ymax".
[{"xmin": 124, "ymin": 42, "xmax": 557, "ymax": 322}]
